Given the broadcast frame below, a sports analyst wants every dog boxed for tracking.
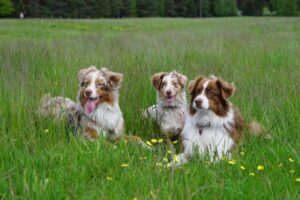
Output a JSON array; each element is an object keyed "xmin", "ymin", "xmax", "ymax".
[
  {"xmin": 39, "ymin": 66, "xmax": 146, "ymax": 146},
  {"xmin": 143, "ymin": 71, "xmax": 188, "ymax": 141},
  {"xmin": 168, "ymin": 75, "xmax": 264, "ymax": 166}
]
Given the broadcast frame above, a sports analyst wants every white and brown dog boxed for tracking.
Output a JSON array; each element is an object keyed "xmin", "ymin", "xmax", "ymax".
[
  {"xmin": 144, "ymin": 71, "xmax": 188, "ymax": 140},
  {"xmin": 39, "ymin": 66, "xmax": 144, "ymax": 144},
  {"xmin": 169, "ymin": 75, "xmax": 264, "ymax": 166}
]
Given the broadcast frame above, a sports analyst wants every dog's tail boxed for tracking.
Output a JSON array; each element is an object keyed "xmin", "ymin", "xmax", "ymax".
[
  {"xmin": 37, "ymin": 93, "xmax": 77, "ymax": 120},
  {"xmin": 247, "ymin": 120, "xmax": 267, "ymax": 137}
]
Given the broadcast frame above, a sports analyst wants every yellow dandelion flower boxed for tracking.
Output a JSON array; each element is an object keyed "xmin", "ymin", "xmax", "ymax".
[
  {"xmin": 151, "ymin": 139, "xmax": 158, "ymax": 143},
  {"xmin": 163, "ymin": 158, "xmax": 168, "ymax": 163},
  {"xmin": 295, "ymin": 178, "xmax": 300, "ymax": 182},
  {"xmin": 288, "ymin": 158, "xmax": 294, "ymax": 163},
  {"xmin": 240, "ymin": 166, "xmax": 246, "ymax": 170},
  {"xmin": 106, "ymin": 176, "xmax": 112, "ymax": 181},
  {"xmin": 289, "ymin": 170, "xmax": 295, "ymax": 174},
  {"xmin": 173, "ymin": 154, "xmax": 178, "ymax": 161},
  {"xmin": 167, "ymin": 150, "xmax": 172, "ymax": 154},
  {"xmin": 124, "ymin": 140, "xmax": 128, "ymax": 144},
  {"xmin": 156, "ymin": 162, "xmax": 163, "ymax": 167},
  {"xmin": 133, "ymin": 197, "xmax": 138, "ymax": 200},
  {"xmin": 240, "ymin": 151, "xmax": 245, "ymax": 156},
  {"xmin": 146, "ymin": 141, "xmax": 152, "ymax": 146},
  {"xmin": 121, "ymin": 163, "xmax": 129, "ymax": 168},
  {"xmin": 257, "ymin": 165, "xmax": 265, "ymax": 171},
  {"xmin": 44, "ymin": 129, "xmax": 49, "ymax": 133},
  {"xmin": 278, "ymin": 163, "xmax": 283, "ymax": 167},
  {"xmin": 249, "ymin": 172, "xmax": 255, "ymax": 176},
  {"xmin": 158, "ymin": 139, "xmax": 164, "ymax": 143},
  {"xmin": 173, "ymin": 140, "xmax": 178, "ymax": 144},
  {"xmin": 228, "ymin": 160, "xmax": 236, "ymax": 165}
]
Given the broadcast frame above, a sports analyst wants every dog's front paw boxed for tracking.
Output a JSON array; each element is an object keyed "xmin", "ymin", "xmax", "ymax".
[
  {"xmin": 167, "ymin": 155, "xmax": 183, "ymax": 168},
  {"xmin": 141, "ymin": 109, "xmax": 148, "ymax": 119},
  {"xmin": 167, "ymin": 160, "xmax": 181, "ymax": 168}
]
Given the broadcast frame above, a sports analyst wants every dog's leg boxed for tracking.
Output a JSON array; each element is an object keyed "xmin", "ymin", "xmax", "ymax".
[
  {"xmin": 167, "ymin": 152, "xmax": 191, "ymax": 167},
  {"xmin": 168, "ymin": 140, "xmax": 193, "ymax": 167},
  {"xmin": 164, "ymin": 133, "xmax": 176, "ymax": 154},
  {"xmin": 143, "ymin": 105, "xmax": 158, "ymax": 120},
  {"xmin": 108, "ymin": 118, "xmax": 124, "ymax": 141},
  {"xmin": 84, "ymin": 127, "xmax": 100, "ymax": 140}
]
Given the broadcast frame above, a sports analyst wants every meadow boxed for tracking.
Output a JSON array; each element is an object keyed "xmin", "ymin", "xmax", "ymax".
[{"xmin": 0, "ymin": 17, "xmax": 299, "ymax": 199}]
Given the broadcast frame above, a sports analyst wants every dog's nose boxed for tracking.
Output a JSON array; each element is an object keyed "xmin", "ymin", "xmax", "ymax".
[
  {"xmin": 195, "ymin": 99, "xmax": 203, "ymax": 107},
  {"xmin": 166, "ymin": 90, "xmax": 172, "ymax": 96},
  {"xmin": 85, "ymin": 89, "xmax": 92, "ymax": 97}
]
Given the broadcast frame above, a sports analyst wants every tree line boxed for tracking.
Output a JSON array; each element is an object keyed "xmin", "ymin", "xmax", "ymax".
[{"xmin": 1, "ymin": 0, "xmax": 299, "ymax": 18}]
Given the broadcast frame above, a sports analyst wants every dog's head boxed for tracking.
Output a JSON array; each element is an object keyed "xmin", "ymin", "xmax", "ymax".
[
  {"xmin": 77, "ymin": 66, "xmax": 123, "ymax": 114},
  {"xmin": 151, "ymin": 71, "xmax": 187, "ymax": 105},
  {"xmin": 188, "ymin": 75, "xmax": 235, "ymax": 116}
]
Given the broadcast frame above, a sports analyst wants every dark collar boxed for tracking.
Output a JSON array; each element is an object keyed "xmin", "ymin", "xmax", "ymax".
[
  {"xmin": 163, "ymin": 105, "xmax": 179, "ymax": 109},
  {"xmin": 196, "ymin": 123, "xmax": 210, "ymax": 135}
]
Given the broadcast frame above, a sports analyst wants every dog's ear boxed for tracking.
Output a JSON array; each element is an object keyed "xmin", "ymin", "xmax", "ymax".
[
  {"xmin": 188, "ymin": 75, "xmax": 204, "ymax": 94},
  {"xmin": 151, "ymin": 72, "xmax": 167, "ymax": 89},
  {"xmin": 106, "ymin": 70, "xmax": 123, "ymax": 89},
  {"xmin": 216, "ymin": 78, "xmax": 235, "ymax": 99},
  {"xmin": 173, "ymin": 71, "xmax": 188, "ymax": 87},
  {"xmin": 78, "ymin": 66, "xmax": 97, "ymax": 84}
]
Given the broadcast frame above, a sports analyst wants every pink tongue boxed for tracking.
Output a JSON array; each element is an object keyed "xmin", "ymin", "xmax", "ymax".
[
  {"xmin": 84, "ymin": 99, "xmax": 97, "ymax": 113},
  {"xmin": 167, "ymin": 97, "xmax": 174, "ymax": 104}
]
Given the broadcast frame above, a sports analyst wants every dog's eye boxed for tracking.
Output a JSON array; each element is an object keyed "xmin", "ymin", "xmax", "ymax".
[
  {"xmin": 208, "ymin": 90, "xmax": 218, "ymax": 96},
  {"xmin": 81, "ymin": 82, "xmax": 89, "ymax": 87},
  {"xmin": 173, "ymin": 83, "xmax": 178, "ymax": 88},
  {"xmin": 96, "ymin": 83, "xmax": 103, "ymax": 87},
  {"xmin": 195, "ymin": 88, "xmax": 203, "ymax": 94}
]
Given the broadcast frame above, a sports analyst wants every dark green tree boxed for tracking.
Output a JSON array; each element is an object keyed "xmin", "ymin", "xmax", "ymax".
[
  {"xmin": 186, "ymin": 0, "xmax": 197, "ymax": 17},
  {"xmin": 175, "ymin": 0, "xmax": 188, "ymax": 16},
  {"xmin": 111, "ymin": 0, "xmax": 123, "ymax": 17},
  {"xmin": 237, "ymin": 0, "xmax": 267, "ymax": 16},
  {"xmin": 122, "ymin": 0, "xmax": 136, "ymax": 17},
  {"xmin": 271, "ymin": 0, "xmax": 298, "ymax": 16},
  {"xmin": 0, "ymin": 0, "xmax": 13, "ymax": 17},
  {"xmin": 156, "ymin": 0, "xmax": 164, "ymax": 16},
  {"xmin": 196, "ymin": 0, "xmax": 214, "ymax": 17},
  {"xmin": 95, "ymin": 0, "xmax": 111, "ymax": 17},
  {"xmin": 215, "ymin": 0, "xmax": 237, "ymax": 16},
  {"xmin": 136, "ymin": 0, "xmax": 156, "ymax": 17},
  {"xmin": 164, "ymin": 0, "xmax": 176, "ymax": 16}
]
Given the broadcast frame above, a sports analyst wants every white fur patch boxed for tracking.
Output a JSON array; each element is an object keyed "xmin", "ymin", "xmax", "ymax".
[
  {"xmin": 77, "ymin": 69, "xmax": 124, "ymax": 140},
  {"xmin": 162, "ymin": 73, "xmax": 178, "ymax": 98},
  {"xmin": 193, "ymin": 80, "xmax": 210, "ymax": 110},
  {"xmin": 146, "ymin": 71, "xmax": 188, "ymax": 137},
  {"xmin": 85, "ymin": 71, "xmax": 106, "ymax": 98},
  {"xmin": 169, "ymin": 107, "xmax": 235, "ymax": 166}
]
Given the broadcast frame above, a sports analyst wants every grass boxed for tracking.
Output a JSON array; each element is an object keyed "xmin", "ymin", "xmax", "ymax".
[{"xmin": 0, "ymin": 17, "xmax": 299, "ymax": 199}]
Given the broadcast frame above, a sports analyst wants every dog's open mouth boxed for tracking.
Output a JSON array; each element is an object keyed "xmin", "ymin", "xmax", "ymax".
[
  {"xmin": 84, "ymin": 97, "xmax": 100, "ymax": 114},
  {"xmin": 165, "ymin": 95, "xmax": 175, "ymax": 104}
]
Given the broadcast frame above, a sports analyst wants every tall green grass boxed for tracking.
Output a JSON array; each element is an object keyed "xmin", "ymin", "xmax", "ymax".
[{"xmin": 0, "ymin": 17, "xmax": 299, "ymax": 199}]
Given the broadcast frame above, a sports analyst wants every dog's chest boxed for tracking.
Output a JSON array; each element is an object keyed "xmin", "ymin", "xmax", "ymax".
[
  {"xmin": 91, "ymin": 104, "xmax": 122, "ymax": 130},
  {"xmin": 198, "ymin": 127, "xmax": 230, "ymax": 145},
  {"xmin": 184, "ymin": 117, "xmax": 233, "ymax": 147},
  {"xmin": 160, "ymin": 108, "xmax": 185, "ymax": 126}
]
